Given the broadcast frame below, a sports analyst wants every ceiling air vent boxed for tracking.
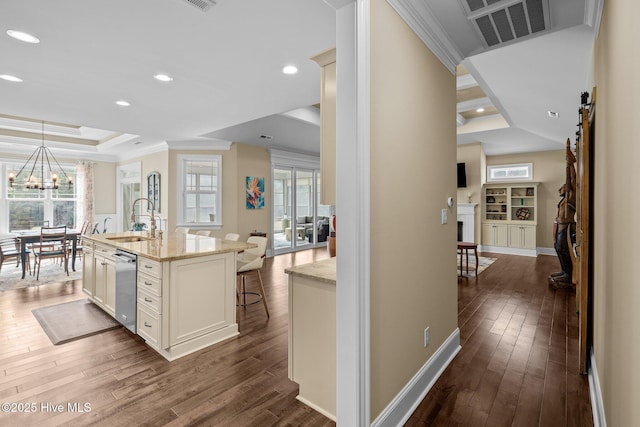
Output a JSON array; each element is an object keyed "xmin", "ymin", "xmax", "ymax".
[
  {"xmin": 461, "ymin": 0, "xmax": 550, "ymax": 48},
  {"xmin": 181, "ymin": 0, "xmax": 217, "ymax": 12}
]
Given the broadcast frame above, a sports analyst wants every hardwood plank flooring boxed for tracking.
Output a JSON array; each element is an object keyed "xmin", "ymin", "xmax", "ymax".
[
  {"xmin": 406, "ymin": 253, "xmax": 593, "ymax": 427},
  {"xmin": 0, "ymin": 248, "xmax": 332, "ymax": 427},
  {"xmin": 0, "ymin": 250, "xmax": 591, "ymax": 426}
]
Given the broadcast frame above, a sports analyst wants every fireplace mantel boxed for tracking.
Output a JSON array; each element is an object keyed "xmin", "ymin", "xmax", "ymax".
[{"xmin": 457, "ymin": 203, "xmax": 478, "ymax": 243}]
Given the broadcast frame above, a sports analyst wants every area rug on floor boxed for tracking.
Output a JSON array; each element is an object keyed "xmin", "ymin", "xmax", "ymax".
[
  {"xmin": 32, "ymin": 299, "xmax": 121, "ymax": 345},
  {"xmin": 457, "ymin": 255, "xmax": 496, "ymax": 277},
  {"xmin": 0, "ymin": 261, "xmax": 82, "ymax": 291}
]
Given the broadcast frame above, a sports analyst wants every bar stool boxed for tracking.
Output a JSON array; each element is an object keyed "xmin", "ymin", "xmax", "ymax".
[{"xmin": 457, "ymin": 241, "xmax": 478, "ymax": 277}]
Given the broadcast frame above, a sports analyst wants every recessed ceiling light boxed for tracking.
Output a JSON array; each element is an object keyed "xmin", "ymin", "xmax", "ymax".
[
  {"xmin": 548, "ymin": 111, "xmax": 559, "ymax": 118},
  {"xmin": 116, "ymin": 100, "xmax": 131, "ymax": 107},
  {"xmin": 0, "ymin": 74, "xmax": 23, "ymax": 82},
  {"xmin": 282, "ymin": 65, "xmax": 298, "ymax": 75},
  {"xmin": 6, "ymin": 30, "xmax": 40, "ymax": 44},
  {"xmin": 154, "ymin": 73, "xmax": 173, "ymax": 82},
  {"xmin": 476, "ymin": 108, "xmax": 485, "ymax": 113}
]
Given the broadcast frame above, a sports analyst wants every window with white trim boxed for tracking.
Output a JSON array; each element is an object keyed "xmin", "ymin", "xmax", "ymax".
[
  {"xmin": 2, "ymin": 161, "xmax": 78, "ymax": 232},
  {"xmin": 177, "ymin": 154, "xmax": 222, "ymax": 227},
  {"xmin": 487, "ymin": 163, "xmax": 533, "ymax": 182}
]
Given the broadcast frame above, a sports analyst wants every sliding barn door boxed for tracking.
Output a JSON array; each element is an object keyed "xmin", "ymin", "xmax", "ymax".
[{"xmin": 575, "ymin": 89, "xmax": 595, "ymax": 374}]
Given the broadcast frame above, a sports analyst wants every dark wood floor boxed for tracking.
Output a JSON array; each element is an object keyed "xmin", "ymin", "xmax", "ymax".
[
  {"xmin": 406, "ymin": 253, "xmax": 593, "ymax": 427},
  {"xmin": 0, "ymin": 249, "xmax": 333, "ymax": 427},
  {"xmin": 0, "ymin": 250, "xmax": 592, "ymax": 426}
]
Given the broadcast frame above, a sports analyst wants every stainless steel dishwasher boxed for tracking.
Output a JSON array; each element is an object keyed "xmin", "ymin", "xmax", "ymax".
[{"xmin": 113, "ymin": 249, "xmax": 137, "ymax": 333}]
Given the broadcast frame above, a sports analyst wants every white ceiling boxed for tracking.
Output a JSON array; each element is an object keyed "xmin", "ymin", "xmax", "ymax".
[{"xmin": 0, "ymin": 0, "xmax": 601, "ymax": 160}]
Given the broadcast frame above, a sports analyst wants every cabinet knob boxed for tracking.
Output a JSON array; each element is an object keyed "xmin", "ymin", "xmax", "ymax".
[{"xmin": 144, "ymin": 322, "xmax": 152, "ymax": 328}]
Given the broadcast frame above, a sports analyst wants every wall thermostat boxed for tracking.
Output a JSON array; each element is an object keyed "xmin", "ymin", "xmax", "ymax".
[{"xmin": 447, "ymin": 196, "xmax": 454, "ymax": 208}]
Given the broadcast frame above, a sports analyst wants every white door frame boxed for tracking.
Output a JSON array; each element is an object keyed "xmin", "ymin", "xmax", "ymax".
[
  {"xmin": 116, "ymin": 162, "xmax": 141, "ymax": 232},
  {"xmin": 326, "ymin": 0, "xmax": 372, "ymax": 425}
]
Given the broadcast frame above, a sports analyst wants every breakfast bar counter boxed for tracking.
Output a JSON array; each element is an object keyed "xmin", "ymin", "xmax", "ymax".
[
  {"xmin": 82, "ymin": 232, "xmax": 254, "ymax": 361},
  {"xmin": 84, "ymin": 231, "xmax": 254, "ymax": 262}
]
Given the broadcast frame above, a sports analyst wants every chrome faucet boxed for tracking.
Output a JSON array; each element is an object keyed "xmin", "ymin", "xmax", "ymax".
[{"xmin": 130, "ymin": 197, "xmax": 157, "ymax": 238}]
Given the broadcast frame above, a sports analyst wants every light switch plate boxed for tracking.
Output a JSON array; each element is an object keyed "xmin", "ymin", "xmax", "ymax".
[{"xmin": 441, "ymin": 209, "xmax": 448, "ymax": 224}]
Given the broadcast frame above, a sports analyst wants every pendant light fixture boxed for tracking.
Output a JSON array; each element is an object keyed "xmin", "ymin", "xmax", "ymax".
[{"xmin": 8, "ymin": 120, "xmax": 73, "ymax": 190}]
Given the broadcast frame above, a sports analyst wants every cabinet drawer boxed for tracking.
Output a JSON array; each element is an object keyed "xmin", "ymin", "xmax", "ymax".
[
  {"xmin": 138, "ymin": 257, "xmax": 162, "ymax": 279},
  {"xmin": 138, "ymin": 287, "xmax": 162, "ymax": 314},
  {"xmin": 138, "ymin": 272, "xmax": 162, "ymax": 296},
  {"xmin": 137, "ymin": 306, "xmax": 161, "ymax": 349},
  {"xmin": 94, "ymin": 243, "xmax": 115, "ymax": 258}
]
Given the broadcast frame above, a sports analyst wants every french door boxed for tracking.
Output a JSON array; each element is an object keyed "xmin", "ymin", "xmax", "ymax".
[{"xmin": 272, "ymin": 167, "xmax": 327, "ymax": 254}]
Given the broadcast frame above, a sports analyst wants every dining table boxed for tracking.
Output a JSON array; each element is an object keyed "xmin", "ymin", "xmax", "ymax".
[{"xmin": 16, "ymin": 230, "xmax": 80, "ymax": 279}]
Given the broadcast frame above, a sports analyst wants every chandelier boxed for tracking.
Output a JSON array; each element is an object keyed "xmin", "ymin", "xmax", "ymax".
[{"xmin": 8, "ymin": 120, "xmax": 73, "ymax": 191}]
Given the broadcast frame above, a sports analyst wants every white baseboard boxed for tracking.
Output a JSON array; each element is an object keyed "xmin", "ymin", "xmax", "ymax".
[
  {"xmin": 536, "ymin": 247, "xmax": 556, "ymax": 256},
  {"xmin": 371, "ymin": 328, "xmax": 461, "ymax": 427},
  {"xmin": 589, "ymin": 348, "xmax": 607, "ymax": 427},
  {"xmin": 479, "ymin": 245, "xmax": 537, "ymax": 257}
]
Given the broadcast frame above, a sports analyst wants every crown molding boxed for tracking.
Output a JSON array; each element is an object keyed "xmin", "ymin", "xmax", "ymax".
[{"xmin": 386, "ymin": 0, "xmax": 463, "ymax": 74}]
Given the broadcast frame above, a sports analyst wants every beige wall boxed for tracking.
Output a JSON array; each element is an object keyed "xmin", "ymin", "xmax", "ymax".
[
  {"xmin": 487, "ymin": 150, "xmax": 564, "ymax": 248},
  {"xmin": 370, "ymin": 0, "xmax": 458, "ymax": 419},
  {"xmin": 166, "ymin": 143, "xmax": 270, "ymax": 241},
  {"xmin": 593, "ymin": 1, "xmax": 640, "ymax": 425},
  {"xmin": 167, "ymin": 146, "xmax": 238, "ymax": 235},
  {"xmin": 235, "ymin": 144, "xmax": 271, "ymax": 242},
  {"xmin": 457, "ymin": 143, "xmax": 484, "ymax": 242},
  {"xmin": 93, "ymin": 161, "xmax": 117, "ymax": 214}
]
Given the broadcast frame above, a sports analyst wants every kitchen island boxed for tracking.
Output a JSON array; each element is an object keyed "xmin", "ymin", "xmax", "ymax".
[
  {"xmin": 285, "ymin": 257, "xmax": 336, "ymax": 420},
  {"xmin": 82, "ymin": 231, "xmax": 254, "ymax": 361}
]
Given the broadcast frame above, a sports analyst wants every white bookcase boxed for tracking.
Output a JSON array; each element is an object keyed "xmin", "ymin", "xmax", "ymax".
[{"xmin": 482, "ymin": 183, "xmax": 538, "ymax": 255}]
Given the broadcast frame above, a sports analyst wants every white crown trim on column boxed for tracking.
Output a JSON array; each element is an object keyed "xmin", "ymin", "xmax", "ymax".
[{"xmin": 386, "ymin": 0, "xmax": 463, "ymax": 74}]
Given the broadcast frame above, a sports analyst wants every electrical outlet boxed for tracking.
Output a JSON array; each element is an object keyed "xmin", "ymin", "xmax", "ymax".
[
  {"xmin": 424, "ymin": 326, "xmax": 430, "ymax": 347},
  {"xmin": 441, "ymin": 209, "xmax": 448, "ymax": 224}
]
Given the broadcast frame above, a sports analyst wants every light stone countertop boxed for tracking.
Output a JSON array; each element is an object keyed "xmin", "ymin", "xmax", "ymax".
[
  {"xmin": 284, "ymin": 257, "xmax": 336, "ymax": 285},
  {"xmin": 84, "ymin": 231, "xmax": 255, "ymax": 262}
]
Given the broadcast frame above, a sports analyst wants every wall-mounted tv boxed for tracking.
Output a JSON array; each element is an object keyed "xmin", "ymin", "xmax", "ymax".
[{"xmin": 457, "ymin": 162, "xmax": 467, "ymax": 188}]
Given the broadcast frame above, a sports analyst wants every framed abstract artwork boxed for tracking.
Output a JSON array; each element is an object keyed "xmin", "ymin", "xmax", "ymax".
[{"xmin": 246, "ymin": 176, "xmax": 264, "ymax": 209}]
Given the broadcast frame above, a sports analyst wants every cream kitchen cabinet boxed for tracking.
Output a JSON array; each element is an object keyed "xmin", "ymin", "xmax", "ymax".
[
  {"xmin": 83, "ymin": 232, "xmax": 253, "ymax": 361},
  {"xmin": 82, "ymin": 245, "xmax": 94, "ymax": 296},
  {"xmin": 93, "ymin": 243, "xmax": 116, "ymax": 317},
  {"xmin": 311, "ymin": 47, "xmax": 336, "ymax": 206},
  {"xmin": 136, "ymin": 252, "xmax": 238, "ymax": 361}
]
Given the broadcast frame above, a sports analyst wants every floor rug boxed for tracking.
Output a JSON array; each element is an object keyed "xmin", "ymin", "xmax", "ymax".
[
  {"xmin": 32, "ymin": 299, "xmax": 121, "ymax": 345},
  {"xmin": 457, "ymin": 255, "xmax": 496, "ymax": 277},
  {"xmin": 0, "ymin": 260, "xmax": 82, "ymax": 291}
]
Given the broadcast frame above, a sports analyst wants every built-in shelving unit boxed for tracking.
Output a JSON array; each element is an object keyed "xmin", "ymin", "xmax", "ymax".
[{"xmin": 482, "ymin": 183, "xmax": 538, "ymax": 256}]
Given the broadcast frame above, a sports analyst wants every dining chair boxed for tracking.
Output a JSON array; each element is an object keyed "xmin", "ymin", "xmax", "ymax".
[
  {"xmin": 0, "ymin": 236, "xmax": 31, "ymax": 275},
  {"xmin": 74, "ymin": 220, "xmax": 91, "ymax": 260},
  {"xmin": 224, "ymin": 233, "xmax": 240, "ymax": 241},
  {"xmin": 33, "ymin": 226, "xmax": 69, "ymax": 280},
  {"xmin": 236, "ymin": 236, "xmax": 269, "ymax": 317}
]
